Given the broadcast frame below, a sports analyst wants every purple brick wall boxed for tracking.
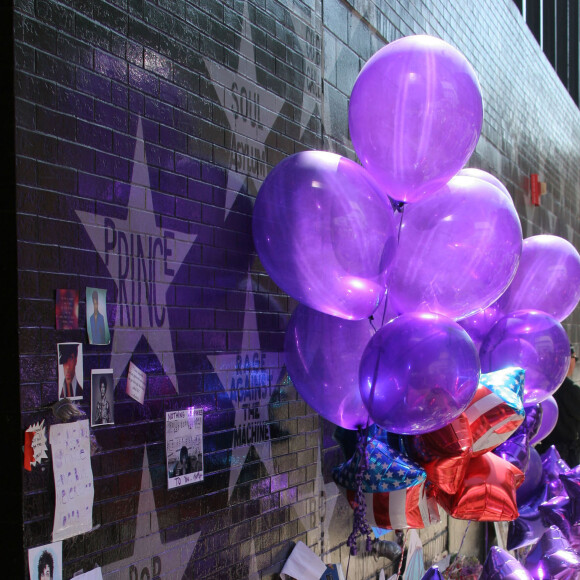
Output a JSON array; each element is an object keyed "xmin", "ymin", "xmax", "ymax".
[{"xmin": 12, "ymin": 0, "xmax": 580, "ymax": 578}]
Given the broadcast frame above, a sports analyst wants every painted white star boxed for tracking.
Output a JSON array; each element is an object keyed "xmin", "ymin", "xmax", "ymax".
[
  {"xmin": 248, "ymin": 538, "xmax": 259, "ymax": 580},
  {"xmin": 386, "ymin": 471, "xmax": 394, "ymax": 479},
  {"xmin": 364, "ymin": 473, "xmax": 371, "ymax": 480},
  {"xmin": 204, "ymin": 0, "xmax": 284, "ymax": 219},
  {"xmin": 102, "ymin": 446, "xmax": 200, "ymax": 579},
  {"xmin": 207, "ymin": 271, "xmax": 284, "ymax": 500},
  {"xmin": 397, "ymin": 469, "xmax": 405, "ymax": 477},
  {"xmin": 77, "ymin": 118, "xmax": 197, "ymax": 394},
  {"xmin": 289, "ymin": 12, "xmax": 322, "ymax": 142},
  {"xmin": 371, "ymin": 483, "xmax": 377, "ymax": 491}
]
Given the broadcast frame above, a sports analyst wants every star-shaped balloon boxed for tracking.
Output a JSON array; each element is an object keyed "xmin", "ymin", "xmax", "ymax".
[
  {"xmin": 514, "ymin": 403, "xmax": 543, "ymax": 441},
  {"xmin": 421, "ymin": 566, "xmax": 445, "ymax": 580},
  {"xmin": 524, "ymin": 526, "xmax": 580, "ymax": 579},
  {"xmin": 332, "ymin": 435, "xmax": 426, "ymax": 493},
  {"xmin": 404, "ymin": 413, "xmax": 473, "ymax": 494},
  {"xmin": 517, "ymin": 447, "xmax": 544, "ymax": 506},
  {"xmin": 559, "ymin": 471, "xmax": 580, "ymax": 549},
  {"xmin": 538, "ymin": 494, "xmax": 574, "ymax": 548},
  {"xmin": 542, "ymin": 446, "xmax": 570, "ymax": 499},
  {"xmin": 494, "ymin": 431, "xmax": 531, "ymax": 473},
  {"xmin": 480, "ymin": 546, "xmax": 532, "ymax": 580},
  {"xmin": 508, "ymin": 485, "xmax": 549, "ymax": 550},
  {"xmin": 347, "ymin": 480, "xmax": 439, "ymax": 530},
  {"xmin": 465, "ymin": 367, "xmax": 525, "ymax": 456},
  {"xmin": 437, "ymin": 452, "xmax": 523, "ymax": 521}
]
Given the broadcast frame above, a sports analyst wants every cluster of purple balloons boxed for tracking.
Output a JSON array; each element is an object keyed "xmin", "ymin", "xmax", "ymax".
[{"xmin": 253, "ymin": 35, "xmax": 580, "ymax": 437}]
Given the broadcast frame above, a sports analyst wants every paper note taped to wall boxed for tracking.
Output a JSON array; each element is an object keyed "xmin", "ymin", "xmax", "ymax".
[
  {"xmin": 126, "ymin": 361, "xmax": 146, "ymax": 404},
  {"xmin": 50, "ymin": 419, "xmax": 94, "ymax": 541},
  {"xmin": 280, "ymin": 541, "xmax": 327, "ymax": 580}
]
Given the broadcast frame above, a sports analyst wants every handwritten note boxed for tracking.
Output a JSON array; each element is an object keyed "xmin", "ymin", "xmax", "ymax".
[
  {"xmin": 50, "ymin": 420, "xmax": 94, "ymax": 541},
  {"xmin": 126, "ymin": 362, "xmax": 147, "ymax": 404}
]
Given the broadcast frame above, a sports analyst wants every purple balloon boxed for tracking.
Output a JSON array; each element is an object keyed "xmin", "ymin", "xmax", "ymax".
[
  {"xmin": 480, "ymin": 310, "xmax": 571, "ymax": 405},
  {"xmin": 541, "ymin": 446, "xmax": 570, "ymax": 499},
  {"xmin": 481, "ymin": 546, "xmax": 532, "ymax": 580},
  {"xmin": 349, "ymin": 35, "xmax": 483, "ymax": 203},
  {"xmin": 517, "ymin": 446, "xmax": 543, "ymax": 506},
  {"xmin": 457, "ymin": 168, "xmax": 513, "ymax": 202},
  {"xmin": 530, "ymin": 396, "xmax": 559, "ymax": 445},
  {"xmin": 458, "ymin": 301, "xmax": 503, "ymax": 352},
  {"xmin": 497, "ymin": 235, "xmax": 580, "ymax": 322},
  {"xmin": 284, "ymin": 304, "xmax": 374, "ymax": 429},
  {"xmin": 358, "ymin": 312, "xmax": 480, "ymax": 434},
  {"xmin": 387, "ymin": 176, "xmax": 522, "ymax": 320},
  {"xmin": 524, "ymin": 526, "xmax": 580, "ymax": 580},
  {"xmin": 560, "ymin": 471, "xmax": 580, "ymax": 548},
  {"xmin": 509, "ymin": 485, "xmax": 550, "ymax": 551},
  {"xmin": 516, "ymin": 404, "xmax": 544, "ymax": 441},
  {"xmin": 494, "ymin": 431, "xmax": 531, "ymax": 473},
  {"xmin": 421, "ymin": 567, "xmax": 444, "ymax": 580},
  {"xmin": 253, "ymin": 151, "xmax": 398, "ymax": 320}
]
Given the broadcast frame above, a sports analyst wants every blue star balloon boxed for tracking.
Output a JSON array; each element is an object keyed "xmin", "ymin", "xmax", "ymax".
[
  {"xmin": 332, "ymin": 435, "xmax": 426, "ymax": 493},
  {"xmin": 467, "ymin": 367, "xmax": 525, "ymax": 455}
]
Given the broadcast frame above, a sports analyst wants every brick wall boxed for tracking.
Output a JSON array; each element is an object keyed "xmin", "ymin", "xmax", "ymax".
[{"xmin": 12, "ymin": 0, "xmax": 580, "ymax": 578}]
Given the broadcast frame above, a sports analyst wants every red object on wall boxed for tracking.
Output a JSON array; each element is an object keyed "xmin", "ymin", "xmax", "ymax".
[{"xmin": 530, "ymin": 174, "xmax": 540, "ymax": 206}]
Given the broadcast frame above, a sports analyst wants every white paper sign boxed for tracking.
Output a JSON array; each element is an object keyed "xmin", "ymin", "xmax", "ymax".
[
  {"xmin": 72, "ymin": 567, "xmax": 103, "ymax": 579},
  {"xmin": 166, "ymin": 408, "xmax": 204, "ymax": 489},
  {"xmin": 50, "ymin": 419, "xmax": 94, "ymax": 541},
  {"xmin": 126, "ymin": 361, "xmax": 147, "ymax": 404},
  {"xmin": 279, "ymin": 541, "xmax": 327, "ymax": 580}
]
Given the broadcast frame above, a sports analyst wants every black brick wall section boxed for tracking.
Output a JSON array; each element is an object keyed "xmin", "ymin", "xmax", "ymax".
[{"xmin": 11, "ymin": 0, "xmax": 580, "ymax": 578}]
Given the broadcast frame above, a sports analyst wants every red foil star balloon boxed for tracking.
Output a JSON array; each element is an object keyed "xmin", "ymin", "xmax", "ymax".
[
  {"xmin": 437, "ymin": 452, "xmax": 523, "ymax": 521},
  {"xmin": 404, "ymin": 413, "xmax": 473, "ymax": 494}
]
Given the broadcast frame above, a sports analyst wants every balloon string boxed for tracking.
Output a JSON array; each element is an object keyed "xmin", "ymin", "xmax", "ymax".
[
  {"xmin": 395, "ymin": 529, "xmax": 408, "ymax": 579},
  {"xmin": 455, "ymin": 520, "xmax": 471, "ymax": 557},
  {"xmin": 346, "ymin": 427, "xmax": 373, "ymax": 556},
  {"xmin": 380, "ymin": 202, "xmax": 406, "ymax": 328},
  {"xmin": 367, "ymin": 347, "xmax": 382, "ymax": 424},
  {"xmin": 485, "ymin": 521, "xmax": 488, "ymax": 559},
  {"xmin": 445, "ymin": 521, "xmax": 472, "ymax": 578}
]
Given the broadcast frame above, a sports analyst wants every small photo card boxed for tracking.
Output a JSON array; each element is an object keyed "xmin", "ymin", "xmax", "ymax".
[
  {"xmin": 24, "ymin": 420, "xmax": 48, "ymax": 471},
  {"xmin": 127, "ymin": 361, "xmax": 147, "ymax": 404},
  {"xmin": 91, "ymin": 369, "xmax": 114, "ymax": 426},
  {"xmin": 55, "ymin": 289, "xmax": 79, "ymax": 330},
  {"xmin": 57, "ymin": 342, "xmax": 83, "ymax": 400},
  {"xmin": 86, "ymin": 287, "xmax": 110, "ymax": 345},
  {"xmin": 28, "ymin": 541, "xmax": 63, "ymax": 580}
]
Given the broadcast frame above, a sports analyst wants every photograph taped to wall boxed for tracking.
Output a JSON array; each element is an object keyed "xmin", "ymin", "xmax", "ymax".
[
  {"xmin": 57, "ymin": 342, "xmax": 83, "ymax": 401},
  {"xmin": 28, "ymin": 541, "xmax": 63, "ymax": 580},
  {"xmin": 55, "ymin": 289, "xmax": 79, "ymax": 330},
  {"xmin": 166, "ymin": 408, "xmax": 204, "ymax": 489},
  {"xmin": 86, "ymin": 287, "xmax": 110, "ymax": 345},
  {"xmin": 91, "ymin": 369, "xmax": 114, "ymax": 427}
]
